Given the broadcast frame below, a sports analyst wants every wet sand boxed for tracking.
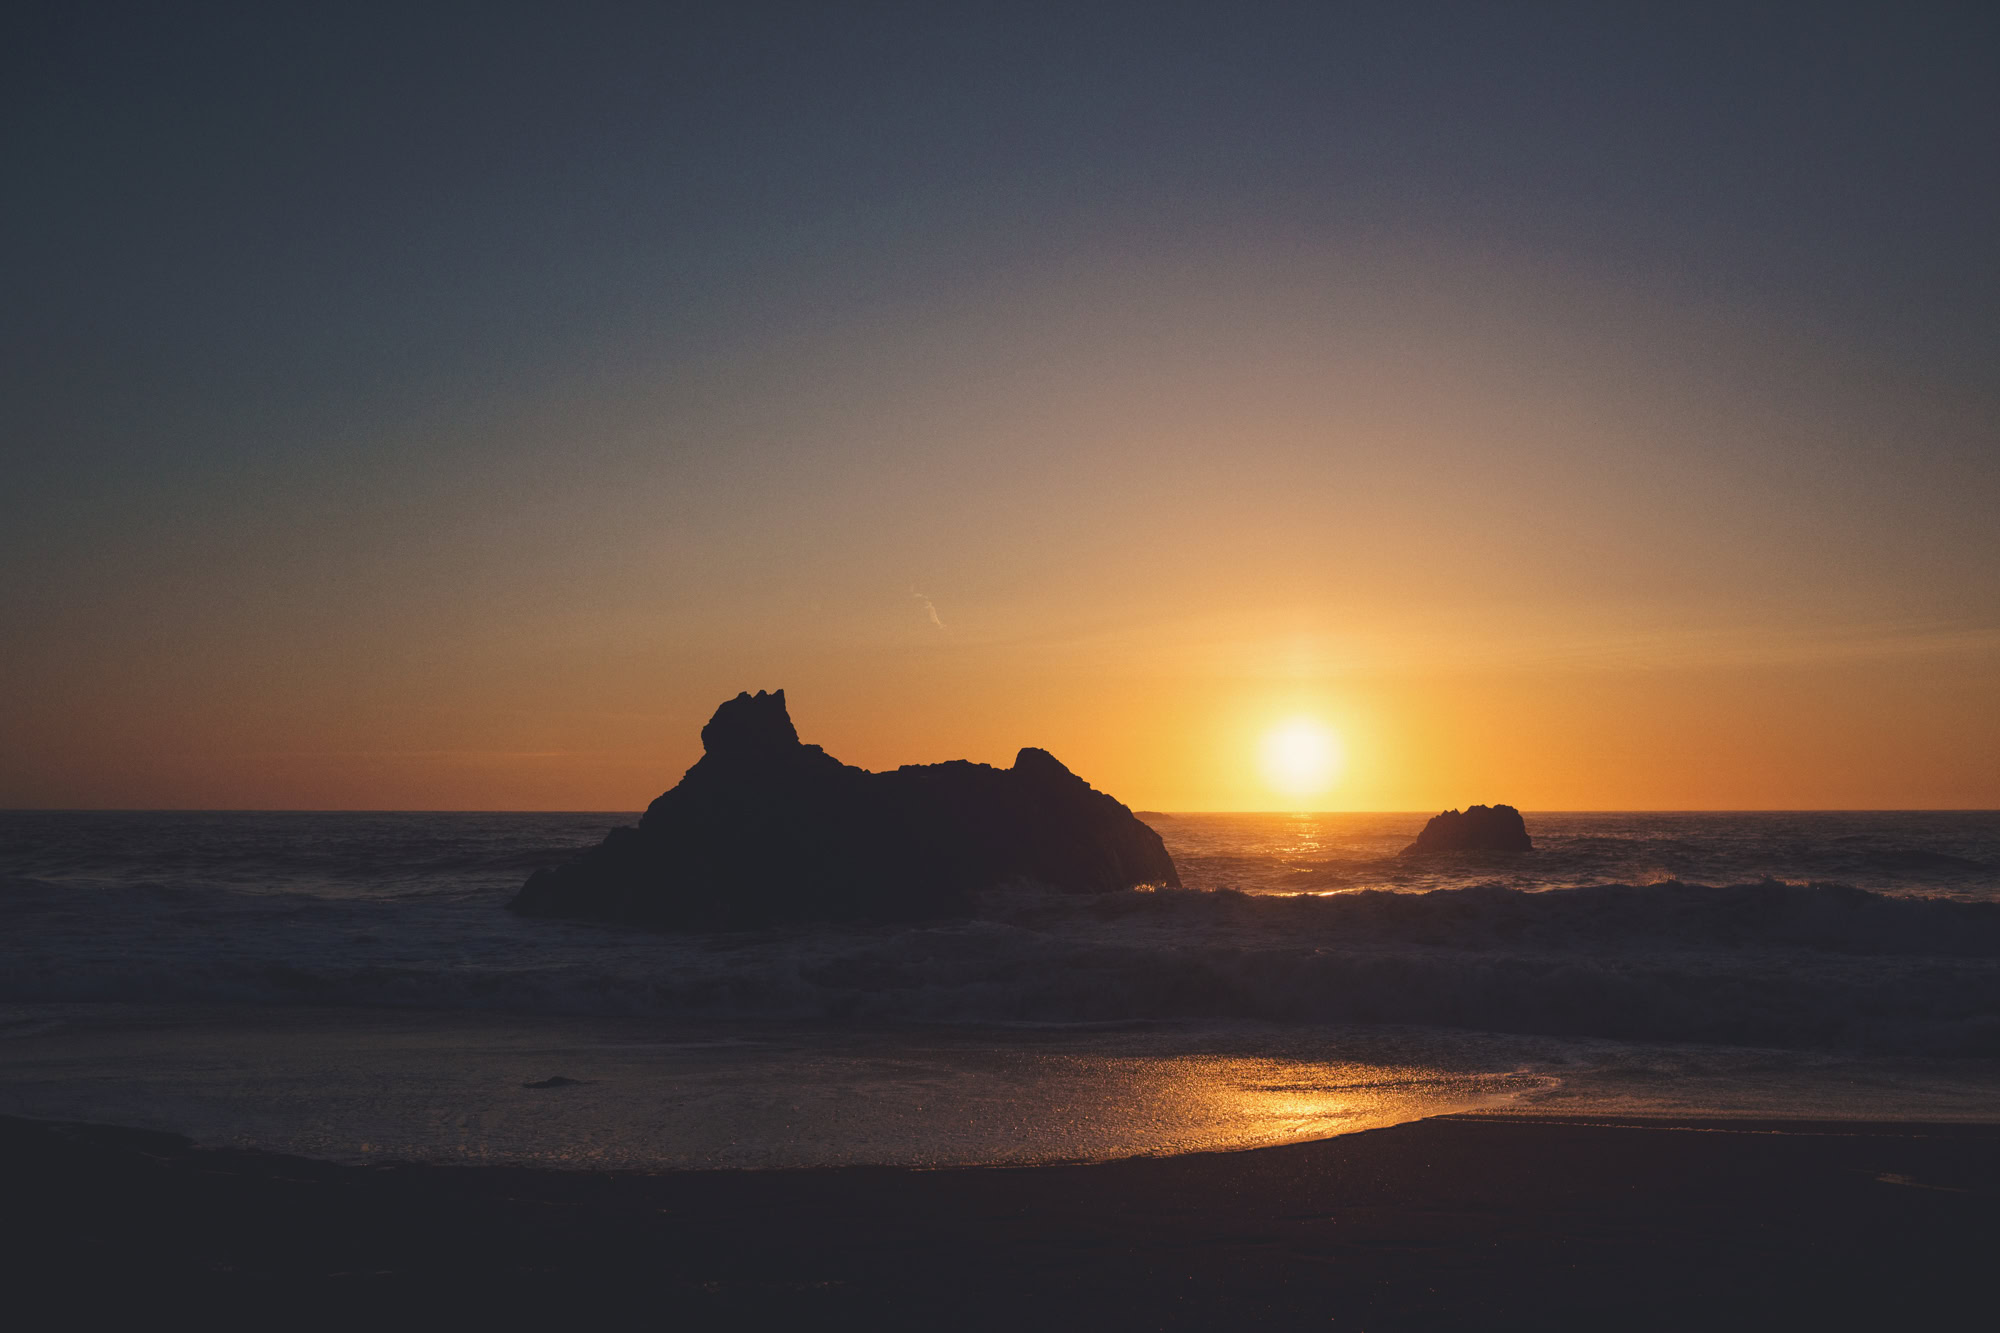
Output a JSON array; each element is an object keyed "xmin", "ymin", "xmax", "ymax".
[{"xmin": 12, "ymin": 1112, "xmax": 1997, "ymax": 1329}]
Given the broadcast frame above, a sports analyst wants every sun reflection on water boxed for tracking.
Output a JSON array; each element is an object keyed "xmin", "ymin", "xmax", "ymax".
[{"xmin": 0, "ymin": 1008, "xmax": 1551, "ymax": 1170}]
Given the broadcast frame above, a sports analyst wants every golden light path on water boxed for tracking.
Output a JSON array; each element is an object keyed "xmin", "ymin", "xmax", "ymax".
[{"xmin": 0, "ymin": 1005, "xmax": 1546, "ymax": 1169}]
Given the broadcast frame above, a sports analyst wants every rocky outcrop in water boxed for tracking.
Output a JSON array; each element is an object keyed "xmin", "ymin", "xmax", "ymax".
[
  {"xmin": 1403, "ymin": 805, "xmax": 1533, "ymax": 855},
  {"xmin": 510, "ymin": 689, "xmax": 1180, "ymax": 928}
]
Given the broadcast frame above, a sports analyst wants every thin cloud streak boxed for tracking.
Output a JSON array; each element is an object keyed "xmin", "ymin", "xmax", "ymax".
[{"xmin": 914, "ymin": 591, "xmax": 946, "ymax": 631}]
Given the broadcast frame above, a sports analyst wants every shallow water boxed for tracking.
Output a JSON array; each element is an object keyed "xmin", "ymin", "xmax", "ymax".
[
  {"xmin": 4, "ymin": 1004, "xmax": 1994, "ymax": 1168},
  {"xmin": 2, "ymin": 810, "xmax": 1997, "ymax": 1165},
  {"xmin": 0, "ymin": 1005, "xmax": 1554, "ymax": 1167}
]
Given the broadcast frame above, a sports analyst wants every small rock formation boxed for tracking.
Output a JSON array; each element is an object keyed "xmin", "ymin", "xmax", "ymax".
[
  {"xmin": 1403, "ymin": 804, "xmax": 1533, "ymax": 855},
  {"xmin": 510, "ymin": 689, "xmax": 1180, "ymax": 928}
]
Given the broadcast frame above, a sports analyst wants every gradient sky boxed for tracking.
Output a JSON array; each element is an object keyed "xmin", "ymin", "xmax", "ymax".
[{"xmin": 5, "ymin": 2, "xmax": 1997, "ymax": 810}]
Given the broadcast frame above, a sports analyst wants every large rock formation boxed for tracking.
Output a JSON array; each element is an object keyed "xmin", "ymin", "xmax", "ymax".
[
  {"xmin": 510, "ymin": 690, "xmax": 1180, "ymax": 928},
  {"xmin": 1403, "ymin": 804, "xmax": 1533, "ymax": 855}
]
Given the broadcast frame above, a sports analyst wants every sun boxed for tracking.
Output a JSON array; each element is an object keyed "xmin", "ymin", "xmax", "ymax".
[{"xmin": 1259, "ymin": 718, "xmax": 1343, "ymax": 805}]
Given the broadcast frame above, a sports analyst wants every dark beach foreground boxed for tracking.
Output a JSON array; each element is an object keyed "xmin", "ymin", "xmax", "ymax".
[{"xmin": 10, "ymin": 1112, "xmax": 1996, "ymax": 1329}]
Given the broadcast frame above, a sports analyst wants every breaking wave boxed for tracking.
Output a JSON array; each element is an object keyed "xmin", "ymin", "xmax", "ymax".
[{"xmin": 5, "ymin": 873, "xmax": 1998, "ymax": 1054}]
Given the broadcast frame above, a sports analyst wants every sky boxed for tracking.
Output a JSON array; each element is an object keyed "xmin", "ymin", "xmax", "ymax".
[{"xmin": 4, "ymin": 2, "xmax": 1997, "ymax": 811}]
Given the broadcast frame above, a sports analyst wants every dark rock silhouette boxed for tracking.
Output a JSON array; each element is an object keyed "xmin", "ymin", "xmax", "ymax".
[
  {"xmin": 1403, "ymin": 805, "xmax": 1533, "ymax": 855},
  {"xmin": 510, "ymin": 689, "xmax": 1180, "ymax": 929}
]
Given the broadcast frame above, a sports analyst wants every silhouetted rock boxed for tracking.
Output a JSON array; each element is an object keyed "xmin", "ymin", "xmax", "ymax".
[
  {"xmin": 510, "ymin": 690, "xmax": 1180, "ymax": 929},
  {"xmin": 1404, "ymin": 805, "xmax": 1533, "ymax": 855}
]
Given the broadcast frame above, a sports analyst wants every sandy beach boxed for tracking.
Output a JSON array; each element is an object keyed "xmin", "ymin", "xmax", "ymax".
[{"xmin": 14, "ymin": 1110, "xmax": 1995, "ymax": 1329}]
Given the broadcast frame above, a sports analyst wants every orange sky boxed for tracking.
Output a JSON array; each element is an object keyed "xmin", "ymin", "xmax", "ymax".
[{"xmin": 7, "ymin": 242, "xmax": 1995, "ymax": 811}]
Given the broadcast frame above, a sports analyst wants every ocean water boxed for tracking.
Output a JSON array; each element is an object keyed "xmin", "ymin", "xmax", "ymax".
[{"xmin": 3, "ymin": 809, "xmax": 1998, "ymax": 1166}]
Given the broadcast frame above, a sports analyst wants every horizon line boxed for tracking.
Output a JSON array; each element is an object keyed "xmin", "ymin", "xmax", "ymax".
[{"xmin": 4, "ymin": 807, "xmax": 1997, "ymax": 817}]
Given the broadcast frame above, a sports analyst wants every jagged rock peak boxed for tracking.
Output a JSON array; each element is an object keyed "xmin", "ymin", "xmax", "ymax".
[
  {"xmin": 510, "ymin": 690, "xmax": 1180, "ymax": 929},
  {"xmin": 699, "ymin": 689, "xmax": 800, "ymax": 757},
  {"xmin": 1012, "ymin": 746, "xmax": 1073, "ymax": 778},
  {"xmin": 1404, "ymin": 804, "xmax": 1533, "ymax": 855}
]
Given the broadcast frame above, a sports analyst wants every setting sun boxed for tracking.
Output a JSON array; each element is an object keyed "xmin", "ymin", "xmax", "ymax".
[{"xmin": 1259, "ymin": 718, "xmax": 1343, "ymax": 804}]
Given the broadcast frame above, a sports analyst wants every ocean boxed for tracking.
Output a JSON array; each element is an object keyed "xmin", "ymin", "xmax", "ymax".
[{"xmin": 4, "ymin": 809, "xmax": 1998, "ymax": 1167}]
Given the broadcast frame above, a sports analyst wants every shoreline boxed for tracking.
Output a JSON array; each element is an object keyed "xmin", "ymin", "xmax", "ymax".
[
  {"xmin": 14, "ymin": 1109, "xmax": 1997, "ymax": 1328},
  {"xmin": 15, "ymin": 999, "xmax": 2000, "ymax": 1173}
]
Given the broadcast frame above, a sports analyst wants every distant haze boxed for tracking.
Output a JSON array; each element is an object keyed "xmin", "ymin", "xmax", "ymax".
[{"xmin": 4, "ymin": 5, "xmax": 1996, "ymax": 810}]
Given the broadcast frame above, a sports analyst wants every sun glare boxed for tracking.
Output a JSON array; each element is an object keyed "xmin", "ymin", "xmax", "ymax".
[{"xmin": 1259, "ymin": 718, "xmax": 1343, "ymax": 805}]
